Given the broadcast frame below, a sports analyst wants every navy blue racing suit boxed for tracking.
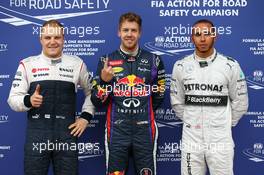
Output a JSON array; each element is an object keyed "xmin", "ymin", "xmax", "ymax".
[{"xmin": 91, "ymin": 48, "xmax": 165, "ymax": 175}]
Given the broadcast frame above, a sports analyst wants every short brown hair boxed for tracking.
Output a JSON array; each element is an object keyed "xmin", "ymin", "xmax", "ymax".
[
  {"xmin": 42, "ymin": 19, "xmax": 64, "ymax": 28},
  {"xmin": 41, "ymin": 20, "xmax": 64, "ymax": 36},
  {"xmin": 119, "ymin": 12, "xmax": 142, "ymax": 30}
]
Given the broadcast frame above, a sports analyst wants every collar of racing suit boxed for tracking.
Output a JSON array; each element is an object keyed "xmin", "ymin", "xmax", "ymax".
[
  {"xmin": 119, "ymin": 46, "xmax": 141, "ymax": 62},
  {"xmin": 41, "ymin": 52, "xmax": 62, "ymax": 65},
  {"xmin": 120, "ymin": 45, "xmax": 139, "ymax": 57},
  {"xmin": 194, "ymin": 48, "xmax": 217, "ymax": 68}
]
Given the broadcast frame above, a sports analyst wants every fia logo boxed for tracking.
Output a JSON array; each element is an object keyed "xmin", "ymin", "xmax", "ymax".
[
  {"xmin": 246, "ymin": 70, "xmax": 264, "ymax": 90},
  {"xmin": 243, "ymin": 143, "xmax": 264, "ymax": 162}
]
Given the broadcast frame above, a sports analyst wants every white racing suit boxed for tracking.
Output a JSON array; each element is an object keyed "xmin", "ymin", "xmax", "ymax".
[{"xmin": 170, "ymin": 50, "xmax": 248, "ymax": 175}]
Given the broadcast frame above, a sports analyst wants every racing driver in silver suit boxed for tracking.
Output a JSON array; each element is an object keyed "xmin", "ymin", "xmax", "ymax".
[{"xmin": 170, "ymin": 19, "xmax": 248, "ymax": 175}]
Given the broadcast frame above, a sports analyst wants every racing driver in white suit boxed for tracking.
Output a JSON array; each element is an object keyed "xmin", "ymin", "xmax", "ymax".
[{"xmin": 170, "ymin": 19, "xmax": 248, "ymax": 175}]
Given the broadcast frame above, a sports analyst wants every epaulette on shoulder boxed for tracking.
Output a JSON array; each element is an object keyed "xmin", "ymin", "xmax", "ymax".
[
  {"xmin": 23, "ymin": 55, "xmax": 40, "ymax": 63},
  {"xmin": 226, "ymin": 56, "xmax": 235, "ymax": 62},
  {"xmin": 218, "ymin": 52, "xmax": 236, "ymax": 63}
]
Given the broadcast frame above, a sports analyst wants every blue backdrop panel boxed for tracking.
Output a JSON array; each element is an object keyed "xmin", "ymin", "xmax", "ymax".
[{"xmin": 0, "ymin": 0, "xmax": 263, "ymax": 174}]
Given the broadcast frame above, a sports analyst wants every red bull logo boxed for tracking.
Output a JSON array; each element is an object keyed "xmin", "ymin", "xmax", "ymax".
[
  {"xmin": 114, "ymin": 74, "xmax": 150, "ymax": 97},
  {"xmin": 117, "ymin": 74, "xmax": 145, "ymax": 87},
  {"xmin": 97, "ymin": 85, "xmax": 107, "ymax": 99}
]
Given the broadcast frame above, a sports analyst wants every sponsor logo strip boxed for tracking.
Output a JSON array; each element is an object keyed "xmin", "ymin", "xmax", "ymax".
[{"xmin": 185, "ymin": 95, "xmax": 228, "ymax": 106}]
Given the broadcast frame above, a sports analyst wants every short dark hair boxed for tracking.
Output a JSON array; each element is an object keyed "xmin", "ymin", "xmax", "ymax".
[
  {"xmin": 192, "ymin": 19, "xmax": 214, "ymax": 28},
  {"xmin": 192, "ymin": 19, "xmax": 216, "ymax": 35},
  {"xmin": 119, "ymin": 12, "xmax": 142, "ymax": 30}
]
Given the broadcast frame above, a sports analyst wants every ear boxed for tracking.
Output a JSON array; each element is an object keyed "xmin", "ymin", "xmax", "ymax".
[
  {"xmin": 40, "ymin": 36, "xmax": 43, "ymax": 44},
  {"xmin": 213, "ymin": 34, "xmax": 217, "ymax": 42},
  {"xmin": 191, "ymin": 35, "xmax": 194, "ymax": 43},
  {"xmin": 117, "ymin": 29, "xmax": 121, "ymax": 37}
]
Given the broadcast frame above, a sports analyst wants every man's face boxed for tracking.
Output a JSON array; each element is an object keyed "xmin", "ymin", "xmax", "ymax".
[
  {"xmin": 40, "ymin": 25, "xmax": 64, "ymax": 58},
  {"xmin": 118, "ymin": 20, "xmax": 141, "ymax": 52},
  {"xmin": 192, "ymin": 22, "xmax": 216, "ymax": 55}
]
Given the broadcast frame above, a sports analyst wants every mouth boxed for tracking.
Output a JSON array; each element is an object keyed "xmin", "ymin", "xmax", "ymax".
[
  {"xmin": 199, "ymin": 44, "xmax": 207, "ymax": 48},
  {"xmin": 124, "ymin": 38, "xmax": 134, "ymax": 42},
  {"xmin": 48, "ymin": 46, "xmax": 59, "ymax": 49}
]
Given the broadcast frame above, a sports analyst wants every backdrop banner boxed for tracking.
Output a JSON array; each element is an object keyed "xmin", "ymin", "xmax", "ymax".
[{"xmin": 0, "ymin": 0, "xmax": 263, "ymax": 174}]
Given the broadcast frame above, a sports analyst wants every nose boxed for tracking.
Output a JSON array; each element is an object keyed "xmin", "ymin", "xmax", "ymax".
[
  {"xmin": 127, "ymin": 30, "xmax": 132, "ymax": 36},
  {"xmin": 50, "ymin": 37, "xmax": 57, "ymax": 45},
  {"xmin": 200, "ymin": 34, "xmax": 206, "ymax": 42},
  {"xmin": 51, "ymin": 37, "xmax": 56, "ymax": 43}
]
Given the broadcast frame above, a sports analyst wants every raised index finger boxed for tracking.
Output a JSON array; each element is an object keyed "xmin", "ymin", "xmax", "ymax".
[{"xmin": 103, "ymin": 57, "xmax": 109, "ymax": 69}]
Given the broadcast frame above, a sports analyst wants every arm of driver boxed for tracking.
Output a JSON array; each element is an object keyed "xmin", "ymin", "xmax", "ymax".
[
  {"xmin": 170, "ymin": 62, "xmax": 185, "ymax": 121},
  {"xmin": 7, "ymin": 62, "xmax": 31, "ymax": 111}
]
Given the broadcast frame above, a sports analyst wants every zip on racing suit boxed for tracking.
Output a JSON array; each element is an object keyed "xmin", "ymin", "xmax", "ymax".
[
  {"xmin": 91, "ymin": 48, "xmax": 165, "ymax": 175},
  {"xmin": 170, "ymin": 49, "xmax": 248, "ymax": 175},
  {"xmin": 8, "ymin": 53, "xmax": 95, "ymax": 175}
]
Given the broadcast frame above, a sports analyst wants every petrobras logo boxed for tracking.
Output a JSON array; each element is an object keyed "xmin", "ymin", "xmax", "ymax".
[
  {"xmin": 144, "ymin": 24, "xmax": 195, "ymax": 56},
  {"xmin": 32, "ymin": 67, "xmax": 49, "ymax": 73},
  {"xmin": 157, "ymin": 142, "xmax": 181, "ymax": 162},
  {"xmin": 0, "ymin": 43, "xmax": 8, "ymax": 52},
  {"xmin": 0, "ymin": 0, "xmax": 111, "ymax": 26},
  {"xmin": 155, "ymin": 108, "xmax": 182, "ymax": 128},
  {"xmin": 243, "ymin": 143, "xmax": 264, "ymax": 162},
  {"xmin": 0, "ymin": 114, "xmax": 9, "ymax": 124},
  {"xmin": 246, "ymin": 70, "xmax": 264, "ymax": 90},
  {"xmin": 78, "ymin": 142, "xmax": 104, "ymax": 161}
]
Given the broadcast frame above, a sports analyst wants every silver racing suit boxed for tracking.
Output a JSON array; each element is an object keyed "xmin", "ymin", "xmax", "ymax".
[{"xmin": 170, "ymin": 50, "xmax": 248, "ymax": 175}]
